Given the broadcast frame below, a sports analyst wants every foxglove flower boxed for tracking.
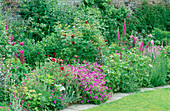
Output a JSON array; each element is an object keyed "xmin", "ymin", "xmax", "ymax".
[
  {"xmin": 151, "ymin": 40, "xmax": 154, "ymax": 45},
  {"xmin": 123, "ymin": 19, "xmax": 126, "ymax": 35},
  {"xmin": 6, "ymin": 18, "xmax": 8, "ymax": 30}
]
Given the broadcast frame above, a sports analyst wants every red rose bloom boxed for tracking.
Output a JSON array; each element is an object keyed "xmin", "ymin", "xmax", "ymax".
[
  {"xmin": 85, "ymin": 21, "xmax": 88, "ymax": 24},
  {"xmin": 62, "ymin": 34, "xmax": 66, "ymax": 36},
  {"xmin": 56, "ymin": 59, "xmax": 60, "ymax": 63},
  {"xmin": 51, "ymin": 58, "xmax": 56, "ymax": 62},
  {"xmin": 12, "ymin": 42, "xmax": 15, "ymax": 46},
  {"xmin": 71, "ymin": 34, "xmax": 75, "ymax": 38},
  {"xmin": 72, "ymin": 41, "xmax": 75, "ymax": 45},
  {"xmin": 60, "ymin": 67, "xmax": 64, "ymax": 71},
  {"xmin": 105, "ymin": 39, "xmax": 107, "ymax": 42},
  {"xmin": 53, "ymin": 53, "xmax": 56, "ymax": 57}
]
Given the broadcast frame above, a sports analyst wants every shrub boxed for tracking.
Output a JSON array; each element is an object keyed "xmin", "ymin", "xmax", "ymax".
[
  {"xmin": 152, "ymin": 28, "xmax": 170, "ymax": 46},
  {"xmin": 134, "ymin": 1, "xmax": 170, "ymax": 33},
  {"xmin": 18, "ymin": 0, "xmax": 76, "ymax": 41},
  {"xmin": 102, "ymin": 47, "xmax": 151, "ymax": 92},
  {"xmin": 39, "ymin": 21, "xmax": 105, "ymax": 64}
]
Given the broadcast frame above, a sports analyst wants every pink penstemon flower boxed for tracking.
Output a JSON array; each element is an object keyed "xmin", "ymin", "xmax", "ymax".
[
  {"xmin": 148, "ymin": 34, "xmax": 152, "ymax": 37},
  {"xmin": 6, "ymin": 18, "xmax": 8, "ymax": 30},
  {"xmin": 151, "ymin": 40, "xmax": 154, "ymax": 45},
  {"xmin": 117, "ymin": 27, "xmax": 120, "ymax": 41},
  {"xmin": 123, "ymin": 19, "xmax": 126, "ymax": 35}
]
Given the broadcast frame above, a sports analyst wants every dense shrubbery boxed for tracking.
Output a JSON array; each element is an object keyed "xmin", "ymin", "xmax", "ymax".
[
  {"xmin": 133, "ymin": 1, "xmax": 170, "ymax": 33},
  {"xmin": 0, "ymin": 0, "xmax": 169, "ymax": 110}
]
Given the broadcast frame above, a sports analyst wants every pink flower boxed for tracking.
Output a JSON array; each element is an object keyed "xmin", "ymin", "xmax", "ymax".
[
  {"xmin": 151, "ymin": 40, "xmax": 154, "ymax": 45},
  {"xmin": 115, "ymin": 50, "xmax": 118, "ymax": 52},
  {"xmin": 123, "ymin": 20, "xmax": 126, "ymax": 35},
  {"xmin": 51, "ymin": 58, "xmax": 56, "ymax": 62},
  {"xmin": 133, "ymin": 37, "xmax": 136, "ymax": 45},
  {"xmin": 53, "ymin": 100, "xmax": 56, "ymax": 104},
  {"xmin": 145, "ymin": 42, "xmax": 149, "ymax": 49},
  {"xmin": 148, "ymin": 34, "xmax": 152, "ymax": 37},
  {"xmin": 117, "ymin": 28, "xmax": 119, "ymax": 40},
  {"xmin": 164, "ymin": 51, "xmax": 167, "ymax": 54},
  {"xmin": 20, "ymin": 42, "xmax": 24, "ymax": 46},
  {"xmin": 130, "ymin": 35, "xmax": 133, "ymax": 38},
  {"xmin": 20, "ymin": 50, "xmax": 24, "ymax": 54},
  {"xmin": 81, "ymin": 101, "xmax": 84, "ymax": 103},
  {"xmin": 116, "ymin": 53, "xmax": 120, "ymax": 55},
  {"xmin": 58, "ymin": 97, "xmax": 61, "ymax": 99},
  {"xmin": 140, "ymin": 41, "xmax": 143, "ymax": 52},
  {"xmin": 12, "ymin": 42, "xmax": 15, "ymax": 46},
  {"xmin": 11, "ymin": 36, "xmax": 14, "ymax": 41},
  {"xmin": 128, "ymin": 45, "xmax": 132, "ymax": 50},
  {"xmin": 122, "ymin": 48, "xmax": 125, "ymax": 50},
  {"xmin": 6, "ymin": 18, "xmax": 8, "ymax": 30}
]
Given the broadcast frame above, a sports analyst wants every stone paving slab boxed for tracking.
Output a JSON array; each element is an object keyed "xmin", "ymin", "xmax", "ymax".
[{"xmin": 60, "ymin": 85, "xmax": 170, "ymax": 111}]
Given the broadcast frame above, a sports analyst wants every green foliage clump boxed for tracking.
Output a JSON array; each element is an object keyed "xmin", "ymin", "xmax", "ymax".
[
  {"xmin": 134, "ymin": 1, "xmax": 170, "ymax": 33},
  {"xmin": 18, "ymin": 0, "xmax": 76, "ymax": 41},
  {"xmin": 152, "ymin": 28, "xmax": 170, "ymax": 46},
  {"xmin": 102, "ymin": 47, "xmax": 151, "ymax": 93}
]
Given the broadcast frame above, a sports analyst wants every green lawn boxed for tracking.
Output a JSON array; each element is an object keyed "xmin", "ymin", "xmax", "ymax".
[{"xmin": 84, "ymin": 88, "xmax": 170, "ymax": 111}]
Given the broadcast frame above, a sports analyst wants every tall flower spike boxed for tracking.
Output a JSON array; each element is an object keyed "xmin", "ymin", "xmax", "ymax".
[
  {"xmin": 145, "ymin": 42, "xmax": 149, "ymax": 49},
  {"xmin": 123, "ymin": 19, "xmax": 126, "ymax": 35},
  {"xmin": 140, "ymin": 41, "xmax": 143, "ymax": 52},
  {"xmin": 6, "ymin": 18, "xmax": 8, "ymax": 30},
  {"xmin": 117, "ymin": 27, "xmax": 119, "ymax": 41},
  {"xmin": 20, "ymin": 52, "xmax": 25, "ymax": 64}
]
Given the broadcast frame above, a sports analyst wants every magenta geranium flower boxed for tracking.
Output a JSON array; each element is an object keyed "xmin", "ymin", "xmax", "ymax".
[
  {"xmin": 20, "ymin": 50, "xmax": 24, "ymax": 54},
  {"xmin": 20, "ymin": 42, "xmax": 24, "ymax": 46},
  {"xmin": 12, "ymin": 42, "xmax": 15, "ymax": 46}
]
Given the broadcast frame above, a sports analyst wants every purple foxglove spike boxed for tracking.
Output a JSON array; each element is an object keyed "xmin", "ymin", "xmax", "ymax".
[
  {"xmin": 6, "ymin": 18, "xmax": 8, "ymax": 30},
  {"xmin": 117, "ymin": 27, "xmax": 120, "ymax": 40},
  {"xmin": 133, "ymin": 37, "xmax": 136, "ymax": 46},
  {"xmin": 145, "ymin": 42, "xmax": 149, "ymax": 49},
  {"xmin": 128, "ymin": 45, "xmax": 132, "ymax": 50},
  {"xmin": 123, "ymin": 19, "xmax": 126, "ymax": 35}
]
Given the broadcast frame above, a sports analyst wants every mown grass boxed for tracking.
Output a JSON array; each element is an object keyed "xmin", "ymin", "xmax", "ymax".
[{"xmin": 84, "ymin": 88, "xmax": 170, "ymax": 111}]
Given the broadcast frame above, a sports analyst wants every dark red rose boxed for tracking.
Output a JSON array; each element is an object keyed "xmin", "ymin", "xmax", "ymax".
[
  {"xmin": 60, "ymin": 67, "xmax": 64, "ymax": 71},
  {"xmin": 72, "ymin": 41, "xmax": 75, "ymax": 45},
  {"xmin": 90, "ymin": 25, "xmax": 93, "ymax": 28},
  {"xmin": 105, "ymin": 39, "xmax": 107, "ymax": 42},
  {"xmin": 85, "ymin": 21, "xmax": 88, "ymax": 24},
  {"xmin": 71, "ymin": 34, "xmax": 75, "ymax": 38},
  {"xmin": 53, "ymin": 53, "xmax": 56, "ymax": 57}
]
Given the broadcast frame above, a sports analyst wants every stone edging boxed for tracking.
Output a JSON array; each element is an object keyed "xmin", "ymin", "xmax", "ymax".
[{"xmin": 61, "ymin": 85, "xmax": 170, "ymax": 111}]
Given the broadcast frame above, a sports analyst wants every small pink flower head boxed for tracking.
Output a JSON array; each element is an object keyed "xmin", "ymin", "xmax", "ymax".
[
  {"xmin": 6, "ymin": 18, "xmax": 8, "ymax": 30},
  {"xmin": 164, "ymin": 51, "xmax": 167, "ymax": 54},
  {"xmin": 130, "ymin": 35, "xmax": 133, "ymax": 38},
  {"xmin": 151, "ymin": 40, "xmax": 154, "ymax": 45},
  {"xmin": 11, "ymin": 36, "xmax": 14, "ymax": 41},
  {"xmin": 122, "ymin": 48, "xmax": 125, "ymax": 50},
  {"xmin": 20, "ymin": 42, "xmax": 24, "ymax": 46},
  {"xmin": 128, "ymin": 45, "xmax": 131, "ymax": 50},
  {"xmin": 115, "ymin": 50, "xmax": 118, "ymax": 52},
  {"xmin": 20, "ymin": 50, "xmax": 24, "ymax": 54},
  {"xmin": 148, "ymin": 34, "xmax": 152, "ymax": 37},
  {"xmin": 51, "ymin": 58, "xmax": 56, "ymax": 62},
  {"xmin": 123, "ymin": 19, "xmax": 126, "ymax": 35},
  {"xmin": 53, "ymin": 100, "xmax": 56, "ymax": 104},
  {"xmin": 117, "ymin": 27, "xmax": 120, "ymax": 40},
  {"xmin": 12, "ymin": 42, "xmax": 15, "ymax": 46}
]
